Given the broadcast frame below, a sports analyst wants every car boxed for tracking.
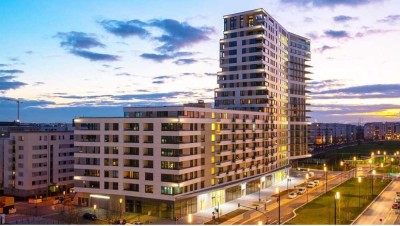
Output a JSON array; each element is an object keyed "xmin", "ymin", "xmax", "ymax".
[
  {"xmin": 134, "ymin": 222, "xmax": 143, "ymax": 225},
  {"xmin": 392, "ymin": 203, "xmax": 400, "ymax": 209},
  {"xmin": 297, "ymin": 187, "xmax": 306, "ymax": 194},
  {"xmin": 307, "ymin": 182, "xmax": 316, "ymax": 188},
  {"xmin": 308, "ymin": 172, "xmax": 315, "ymax": 178},
  {"xmin": 83, "ymin": 213, "xmax": 97, "ymax": 221},
  {"xmin": 396, "ymin": 192, "xmax": 400, "ymax": 198},
  {"xmin": 288, "ymin": 192, "xmax": 298, "ymax": 199},
  {"xmin": 395, "ymin": 197, "xmax": 400, "ymax": 203},
  {"xmin": 313, "ymin": 180, "xmax": 320, "ymax": 185}
]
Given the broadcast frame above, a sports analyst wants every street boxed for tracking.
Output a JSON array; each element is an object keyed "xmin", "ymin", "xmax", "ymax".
[{"xmin": 353, "ymin": 179, "xmax": 400, "ymax": 225}]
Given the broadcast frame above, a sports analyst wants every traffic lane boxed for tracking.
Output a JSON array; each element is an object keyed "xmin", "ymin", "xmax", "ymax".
[{"xmin": 354, "ymin": 179, "xmax": 399, "ymax": 225}]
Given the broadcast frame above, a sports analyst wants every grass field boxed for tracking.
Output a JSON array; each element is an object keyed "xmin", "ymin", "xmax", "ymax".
[{"xmin": 286, "ymin": 177, "xmax": 391, "ymax": 225}]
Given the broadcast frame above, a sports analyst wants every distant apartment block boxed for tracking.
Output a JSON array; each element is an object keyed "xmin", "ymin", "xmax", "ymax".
[
  {"xmin": 308, "ymin": 123, "xmax": 357, "ymax": 151},
  {"xmin": 3, "ymin": 131, "xmax": 77, "ymax": 197},
  {"xmin": 73, "ymin": 103, "xmax": 288, "ymax": 218},
  {"xmin": 214, "ymin": 8, "xmax": 310, "ymax": 160},
  {"xmin": 364, "ymin": 122, "xmax": 400, "ymax": 140}
]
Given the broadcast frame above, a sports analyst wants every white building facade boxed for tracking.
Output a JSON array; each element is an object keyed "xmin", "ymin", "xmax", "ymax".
[
  {"xmin": 3, "ymin": 131, "xmax": 76, "ymax": 197},
  {"xmin": 73, "ymin": 104, "xmax": 289, "ymax": 219}
]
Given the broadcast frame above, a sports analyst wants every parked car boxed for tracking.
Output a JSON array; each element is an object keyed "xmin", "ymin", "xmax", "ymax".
[
  {"xmin": 396, "ymin": 192, "xmax": 400, "ymax": 198},
  {"xmin": 307, "ymin": 182, "xmax": 316, "ymax": 188},
  {"xmin": 394, "ymin": 197, "xmax": 400, "ymax": 203},
  {"xmin": 308, "ymin": 172, "xmax": 315, "ymax": 178},
  {"xmin": 392, "ymin": 203, "xmax": 400, "ymax": 209},
  {"xmin": 83, "ymin": 213, "xmax": 97, "ymax": 221},
  {"xmin": 313, "ymin": 180, "xmax": 320, "ymax": 185},
  {"xmin": 288, "ymin": 192, "xmax": 298, "ymax": 199},
  {"xmin": 297, "ymin": 187, "xmax": 306, "ymax": 194}
]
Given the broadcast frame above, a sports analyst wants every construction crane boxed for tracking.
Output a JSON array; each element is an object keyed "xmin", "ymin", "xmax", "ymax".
[{"xmin": 1, "ymin": 98, "xmax": 23, "ymax": 122}]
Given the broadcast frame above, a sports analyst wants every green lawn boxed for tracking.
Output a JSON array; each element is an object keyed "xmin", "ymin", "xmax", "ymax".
[{"xmin": 286, "ymin": 177, "xmax": 391, "ymax": 225}]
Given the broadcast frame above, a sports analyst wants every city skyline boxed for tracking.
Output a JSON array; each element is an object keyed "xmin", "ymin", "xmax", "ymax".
[{"xmin": 1, "ymin": 0, "xmax": 400, "ymax": 123}]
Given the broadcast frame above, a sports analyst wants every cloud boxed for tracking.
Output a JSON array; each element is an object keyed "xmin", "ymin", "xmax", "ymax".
[
  {"xmin": 304, "ymin": 17, "xmax": 314, "ymax": 23},
  {"xmin": 305, "ymin": 32, "xmax": 319, "ymax": 39},
  {"xmin": 204, "ymin": 72, "xmax": 217, "ymax": 77},
  {"xmin": 33, "ymin": 82, "xmax": 45, "ymax": 86},
  {"xmin": 280, "ymin": 0, "xmax": 385, "ymax": 8},
  {"xmin": 70, "ymin": 50, "xmax": 120, "ymax": 61},
  {"xmin": 115, "ymin": 72, "xmax": 134, "ymax": 76},
  {"xmin": 308, "ymin": 79, "xmax": 346, "ymax": 92},
  {"xmin": 0, "ymin": 75, "xmax": 27, "ymax": 91},
  {"xmin": 152, "ymin": 75, "xmax": 176, "ymax": 84},
  {"xmin": 149, "ymin": 19, "xmax": 215, "ymax": 53},
  {"xmin": 140, "ymin": 51, "xmax": 192, "ymax": 62},
  {"xmin": 114, "ymin": 91, "xmax": 194, "ymax": 101},
  {"xmin": 314, "ymin": 45, "xmax": 337, "ymax": 53},
  {"xmin": 324, "ymin": 30, "xmax": 350, "ymax": 39},
  {"xmin": 25, "ymin": 50, "xmax": 33, "ymax": 54},
  {"xmin": 311, "ymin": 84, "xmax": 400, "ymax": 99},
  {"xmin": 377, "ymin": 14, "xmax": 400, "ymax": 24},
  {"xmin": 55, "ymin": 31, "xmax": 105, "ymax": 49},
  {"xmin": 173, "ymin": 58, "xmax": 197, "ymax": 65},
  {"xmin": 55, "ymin": 31, "xmax": 120, "ymax": 62},
  {"xmin": 355, "ymin": 29, "xmax": 399, "ymax": 38},
  {"xmin": 0, "ymin": 64, "xmax": 9, "ymax": 67},
  {"xmin": 333, "ymin": 15, "xmax": 358, "ymax": 23},
  {"xmin": 99, "ymin": 19, "xmax": 150, "ymax": 38},
  {"xmin": 100, "ymin": 17, "xmax": 215, "ymax": 59},
  {"xmin": 0, "ymin": 69, "xmax": 24, "ymax": 74}
]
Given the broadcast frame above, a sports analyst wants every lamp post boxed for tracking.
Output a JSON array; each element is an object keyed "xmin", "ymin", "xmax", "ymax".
[
  {"xmin": 258, "ymin": 221, "xmax": 263, "ymax": 225},
  {"xmin": 334, "ymin": 192, "xmax": 340, "ymax": 225},
  {"xmin": 287, "ymin": 176, "xmax": 291, "ymax": 192},
  {"xmin": 119, "ymin": 198, "xmax": 123, "ymax": 219},
  {"xmin": 276, "ymin": 187, "xmax": 281, "ymax": 225},
  {"xmin": 258, "ymin": 183, "xmax": 261, "ymax": 202},
  {"xmin": 368, "ymin": 159, "xmax": 372, "ymax": 172},
  {"xmin": 391, "ymin": 158, "xmax": 394, "ymax": 174},
  {"xmin": 324, "ymin": 166, "xmax": 328, "ymax": 194},
  {"xmin": 371, "ymin": 170, "xmax": 376, "ymax": 197},
  {"xmin": 306, "ymin": 173, "xmax": 309, "ymax": 203},
  {"xmin": 340, "ymin": 161, "xmax": 344, "ymax": 183},
  {"xmin": 93, "ymin": 204, "xmax": 97, "ymax": 215},
  {"xmin": 384, "ymin": 151, "xmax": 386, "ymax": 163},
  {"xmin": 358, "ymin": 177, "xmax": 362, "ymax": 210},
  {"xmin": 353, "ymin": 156, "xmax": 357, "ymax": 178}
]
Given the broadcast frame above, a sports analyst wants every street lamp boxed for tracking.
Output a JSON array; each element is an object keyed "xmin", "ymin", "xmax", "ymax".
[
  {"xmin": 358, "ymin": 177, "xmax": 362, "ymax": 210},
  {"xmin": 371, "ymin": 170, "xmax": 376, "ymax": 197},
  {"xmin": 276, "ymin": 187, "xmax": 281, "ymax": 225},
  {"xmin": 353, "ymin": 156, "xmax": 357, "ymax": 177},
  {"xmin": 306, "ymin": 173, "xmax": 309, "ymax": 203},
  {"xmin": 334, "ymin": 192, "xmax": 340, "ymax": 225},
  {"xmin": 324, "ymin": 166, "xmax": 328, "ymax": 194},
  {"xmin": 340, "ymin": 161, "xmax": 344, "ymax": 183},
  {"xmin": 377, "ymin": 150, "xmax": 380, "ymax": 155},
  {"xmin": 93, "ymin": 204, "xmax": 97, "ymax": 215},
  {"xmin": 119, "ymin": 198, "xmax": 123, "ymax": 219},
  {"xmin": 258, "ymin": 221, "xmax": 262, "ymax": 225},
  {"xmin": 258, "ymin": 183, "xmax": 261, "ymax": 202},
  {"xmin": 391, "ymin": 158, "xmax": 394, "ymax": 174},
  {"xmin": 368, "ymin": 159, "xmax": 372, "ymax": 172},
  {"xmin": 384, "ymin": 151, "xmax": 387, "ymax": 163}
]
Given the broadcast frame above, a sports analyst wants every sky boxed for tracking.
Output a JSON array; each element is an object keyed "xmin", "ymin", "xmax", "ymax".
[{"xmin": 1, "ymin": 0, "xmax": 400, "ymax": 124}]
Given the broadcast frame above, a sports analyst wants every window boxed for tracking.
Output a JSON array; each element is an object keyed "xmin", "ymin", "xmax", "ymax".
[
  {"xmin": 228, "ymin": 49, "xmax": 237, "ymax": 55},
  {"xmin": 145, "ymin": 185, "xmax": 153, "ymax": 193},
  {"xmin": 228, "ymin": 58, "xmax": 237, "ymax": 63},
  {"xmin": 228, "ymin": 41, "xmax": 237, "ymax": 47},
  {"xmin": 145, "ymin": 173, "xmax": 153, "ymax": 181}
]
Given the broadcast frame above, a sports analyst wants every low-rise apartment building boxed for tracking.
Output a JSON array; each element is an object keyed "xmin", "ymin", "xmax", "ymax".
[
  {"xmin": 73, "ymin": 103, "xmax": 289, "ymax": 219},
  {"xmin": 3, "ymin": 131, "xmax": 76, "ymax": 197},
  {"xmin": 364, "ymin": 122, "xmax": 400, "ymax": 140},
  {"xmin": 308, "ymin": 123, "xmax": 357, "ymax": 151}
]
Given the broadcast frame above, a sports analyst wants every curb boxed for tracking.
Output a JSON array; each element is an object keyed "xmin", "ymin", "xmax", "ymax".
[{"xmin": 351, "ymin": 179, "xmax": 394, "ymax": 225}]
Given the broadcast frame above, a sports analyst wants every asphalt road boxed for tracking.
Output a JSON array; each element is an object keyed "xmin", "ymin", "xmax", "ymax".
[
  {"xmin": 353, "ymin": 179, "xmax": 400, "ymax": 225},
  {"xmin": 240, "ymin": 169, "xmax": 355, "ymax": 225}
]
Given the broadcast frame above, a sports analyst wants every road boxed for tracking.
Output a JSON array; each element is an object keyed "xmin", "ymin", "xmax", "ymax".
[
  {"xmin": 353, "ymin": 179, "xmax": 400, "ymax": 225},
  {"xmin": 239, "ymin": 169, "xmax": 356, "ymax": 225}
]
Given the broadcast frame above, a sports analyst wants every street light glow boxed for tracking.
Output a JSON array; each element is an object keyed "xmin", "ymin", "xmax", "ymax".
[
  {"xmin": 258, "ymin": 221, "xmax": 262, "ymax": 225},
  {"xmin": 94, "ymin": 204, "xmax": 97, "ymax": 210},
  {"xmin": 358, "ymin": 177, "xmax": 362, "ymax": 183},
  {"xmin": 335, "ymin": 192, "xmax": 340, "ymax": 200},
  {"xmin": 340, "ymin": 161, "xmax": 344, "ymax": 166},
  {"xmin": 188, "ymin": 214, "xmax": 192, "ymax": 223},
  {"xmin": 119, "ymin": 198, "xmax": 123, "ymax": 204},
  {"xmin": 372, "ymin": 170, "xmax": 376, "ymax": 175},
  {"xmin": 275, "ymin": 187, "xmax": 280, "ymax": 194},
  {"xmin": 353, "ymin": 156, "xmax": 356, "ymax": 161},
  {"xmin": 324, "ymin": 166, "xmax": 327, "ymax": 172}
]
